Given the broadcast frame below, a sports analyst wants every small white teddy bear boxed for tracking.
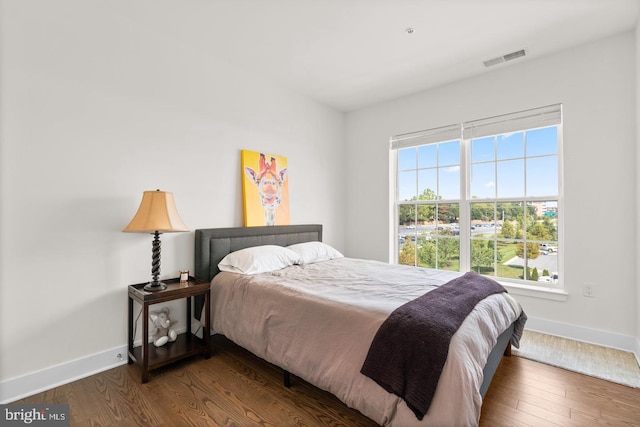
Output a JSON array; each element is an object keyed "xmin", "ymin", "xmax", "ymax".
[{"xmin": 149, "ymin": 307, "xmax": 177, "ymax": 347}]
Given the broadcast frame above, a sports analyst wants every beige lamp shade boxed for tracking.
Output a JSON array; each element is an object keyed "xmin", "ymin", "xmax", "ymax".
[{"xmin": 123, "ymin": 190, "xmax": 188, "ymax": 233}]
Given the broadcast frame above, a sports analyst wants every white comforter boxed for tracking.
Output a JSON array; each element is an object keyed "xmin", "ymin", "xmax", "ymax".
[{"xmin": 210, "ymin": 258, "xmax": 523, "ymax": 426}]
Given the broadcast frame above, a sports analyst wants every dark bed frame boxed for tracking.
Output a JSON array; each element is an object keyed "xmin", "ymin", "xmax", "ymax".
[{"xmin": 194, "ymin": 224, "xmax": 512, "ymax": 398}]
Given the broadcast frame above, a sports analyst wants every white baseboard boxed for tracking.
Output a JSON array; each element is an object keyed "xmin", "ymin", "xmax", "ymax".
[
  {"xmin": 2, "ymin": 319, "xmax": 638, "ymax": 403},
  {"xmin": 0, "ymin": 323, "xmax": 205, "ymax": 404},
  {"xmin": 525, "ymin": 316, "xmax": 638, "ymax": 355},
  {"xmin": 0, "ymin": 344, "xmax": 128, "ymax": 404}
]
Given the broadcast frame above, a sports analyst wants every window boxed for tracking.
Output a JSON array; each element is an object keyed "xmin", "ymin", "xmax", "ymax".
[{"xmin": 392, "ymin": 105, "xmax": 562, "ymax": 288}]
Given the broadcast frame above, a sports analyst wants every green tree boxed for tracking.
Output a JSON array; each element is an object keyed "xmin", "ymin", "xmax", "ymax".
[
  {"xmin": 437, "ymin": 238, "xmax": 459, "ymax": 268},
  {"xmin": 500, "ymin": 221, "xmax": 516, "ymax": 239},
  {"xmin": 400, "ymin": 189, "xmax": 440, "ymax": 225},
  {"xmin": 471, "ymin": 240, "xmax": 494, "ymax": 273},
  {"xmin": 418, "ymin": 188, "xmax": 438, "ymax": 201},
  {"xmin": 515, "ymin": 227, "xmax": 524, "ymax": 239},
  {"xmin": 438, "ymin": 204, "xmax": 459, "ymax": 224},
  {"xmin": 528, "ymin": 222, "xmax": 553, "ymax": 240},
  {"xmin": 516, "ymin": 242, "xmax": 540, "ymax": 260},
  {"xmin": 398, "ymin": 205, "xmax": 415, "ymax": 225},
  {"xmin": 417, "ymin": 204, "xmax": 436, "ymax": 223},
  {"xmin": 398, "ymin": 239, "xmax": 415, "ymax": 266},
  {"xmin": 417, "ymin": 240, "xmax": 436, "ymax": 268},
  {"xmin": 540, "ymin": 217, "xmax": 558, "ymax": 240},
  {"xmin": 471, "ymin": 203, "xmax": 493, "ymax": 221},
  {"xmin": 514, "ymin": 206, "xmax": 536, "ymax": 238},
  {"xmin": 531, "ymin": 267, "xmax": 539, "ymax": 281},
  {"xmin": 497, "ymin": 202, "xmax": 517, "ymax": 222},
  {"xmin": 488, "ymin": 240, "xmax": 503, "ymax": 264}
]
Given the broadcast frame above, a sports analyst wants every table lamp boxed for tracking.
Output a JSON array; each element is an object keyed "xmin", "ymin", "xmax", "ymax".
[{"xmin": 123, "ymin": 190, "xmax": 188, "ymax": 291}]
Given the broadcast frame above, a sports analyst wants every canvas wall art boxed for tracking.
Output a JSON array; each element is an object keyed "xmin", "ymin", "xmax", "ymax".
[{"xmin": 241, "ymin": 150, "xmax": 290, "ymax": 226}]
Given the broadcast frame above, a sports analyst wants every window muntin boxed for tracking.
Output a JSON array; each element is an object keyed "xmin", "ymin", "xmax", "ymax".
[
  {"xmin": 397, "ymin": 139, "xmax": 461, "ymax": 270},
  {"xmin": 393, "ymin": 105, "xmax": 561, "ymax": 288}
]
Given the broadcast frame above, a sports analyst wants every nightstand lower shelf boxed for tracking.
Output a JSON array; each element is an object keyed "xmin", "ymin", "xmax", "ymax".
[{"xmin": 128, "ymin": 334, "xmax": 207, "ymax": 372}]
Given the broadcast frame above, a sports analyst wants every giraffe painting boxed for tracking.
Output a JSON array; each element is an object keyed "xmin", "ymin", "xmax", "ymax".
[{"xmin": 241, "ymin": 150, "xmax": 290, "ymax": 226}]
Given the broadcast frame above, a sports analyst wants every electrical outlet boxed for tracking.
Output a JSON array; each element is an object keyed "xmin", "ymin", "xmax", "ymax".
[{"xmin": 583, "ymin": 283, "xmax": 595, "ymax": 298}]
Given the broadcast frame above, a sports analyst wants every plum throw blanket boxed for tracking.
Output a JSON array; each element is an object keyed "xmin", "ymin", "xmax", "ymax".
[{"xmin": 360, "ymin": 271, "xmax": 507, "ymax": 420}]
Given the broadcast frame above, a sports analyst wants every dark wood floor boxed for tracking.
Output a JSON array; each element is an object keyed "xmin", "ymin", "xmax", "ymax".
[{"xmin": 14, "ymin": 335, "xmax": 640, "ymax": 426}]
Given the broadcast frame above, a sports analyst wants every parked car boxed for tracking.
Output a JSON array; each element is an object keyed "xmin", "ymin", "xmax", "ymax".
[
  {"xmin": 538, "ymin": 272, "xmax": 559, "ymax": 284},
  {"xmin": 540, "ymin": 243, "xmax": 557, "ymax": 253}
]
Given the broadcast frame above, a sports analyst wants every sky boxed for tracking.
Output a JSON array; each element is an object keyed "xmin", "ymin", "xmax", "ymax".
[{"xmin": 398, "ymin": 126, "xmax": 558, "ymax": 202}]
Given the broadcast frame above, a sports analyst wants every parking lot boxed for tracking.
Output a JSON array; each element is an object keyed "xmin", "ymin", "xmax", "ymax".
[
  {"xmin": 398, "ymin": 222, "xmax": 501, "ymax": 239},
  {"xmin": 399, "ymin": 223, "xmax": 558, "ymax": 278}
]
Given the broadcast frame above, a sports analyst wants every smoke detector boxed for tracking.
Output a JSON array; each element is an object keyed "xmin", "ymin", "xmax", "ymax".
[{"xmin": 483, "ymin": 49, "xmax": 526, "ymax": 68}]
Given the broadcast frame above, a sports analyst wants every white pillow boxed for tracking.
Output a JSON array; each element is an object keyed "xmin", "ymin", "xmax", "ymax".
[
  {"xmin": 287, "ymin": 241, "xmax": 343, "ymax": 265},
  {"xmin": 218, "ymin": 245, "xmax": 300, "ymax": 275}
]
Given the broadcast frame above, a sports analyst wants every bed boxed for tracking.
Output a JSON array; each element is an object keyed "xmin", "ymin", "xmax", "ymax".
[{"xmin": 194, "ymin": 224, "xmax": 526, "ymax": 426}]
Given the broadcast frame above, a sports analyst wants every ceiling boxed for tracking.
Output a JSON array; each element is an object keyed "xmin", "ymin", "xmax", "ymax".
[{"xmin": 121, "ymin": 0, "xmax": 639, "ymax": 112}]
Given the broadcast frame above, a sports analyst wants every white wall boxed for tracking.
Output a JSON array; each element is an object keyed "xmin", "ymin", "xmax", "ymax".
[
  {"xmin": 346, "ymin": 32, "xmax": 637, "ymax": 347},
  {"xmin": 0, "ymin": 0, "xmax": 345, "ymax": 395},
  {"xmin": 636, "ymin": 20, "xmax": 640, "ymax": 361}
]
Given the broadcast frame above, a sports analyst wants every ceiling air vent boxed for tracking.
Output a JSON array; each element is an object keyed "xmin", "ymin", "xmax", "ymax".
[{"xmin": 483, "ymin": 49, "xmax": 526, "ymax": 68}]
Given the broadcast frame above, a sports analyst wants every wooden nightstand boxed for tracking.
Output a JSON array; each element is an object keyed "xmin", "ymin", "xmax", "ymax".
[{"xmin": 127, "ymin": 277, "xmax": 211, "ymax": 383}]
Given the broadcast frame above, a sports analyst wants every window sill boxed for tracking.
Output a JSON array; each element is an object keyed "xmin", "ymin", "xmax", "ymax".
[{"xmin": 498, "ymin": 281, "xmax": 568, "ymax": 301}]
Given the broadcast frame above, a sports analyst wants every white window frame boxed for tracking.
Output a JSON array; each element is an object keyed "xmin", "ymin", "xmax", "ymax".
[{"xmin": 390, "ymin": 105, "xmax": 564, "ymax": 296}]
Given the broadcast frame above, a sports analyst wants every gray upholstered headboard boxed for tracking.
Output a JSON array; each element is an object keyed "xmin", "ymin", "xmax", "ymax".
[{"xmin": 194, "ymin": 224, "xmax": 323, "ymax": 282}]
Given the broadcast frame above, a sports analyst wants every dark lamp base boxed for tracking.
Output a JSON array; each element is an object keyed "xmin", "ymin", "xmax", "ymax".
[{"xmin": 144, "ymin": 281, "xmax": 167, "ymax": 292}]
